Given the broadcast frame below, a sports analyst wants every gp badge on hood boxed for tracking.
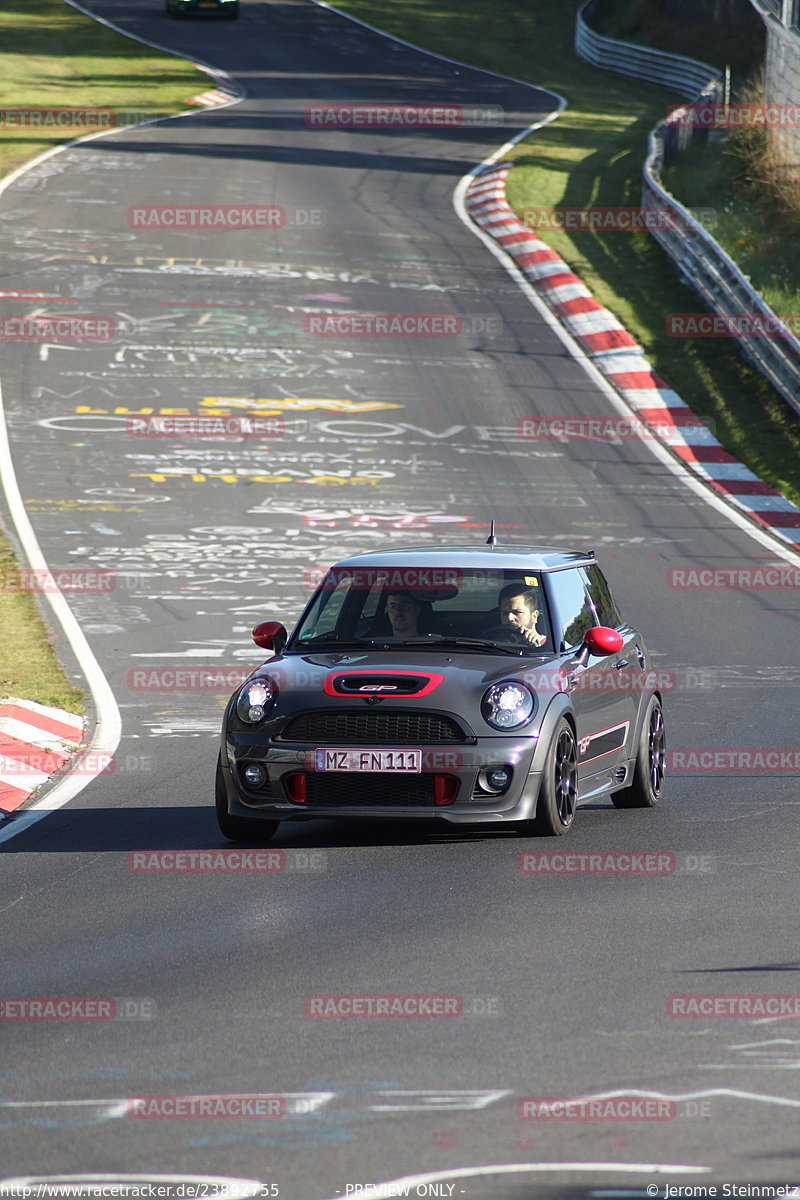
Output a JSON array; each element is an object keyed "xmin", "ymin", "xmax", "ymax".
[{"xmin": 323, "ymin": 671, "xmax": 444, "ymax": 697}]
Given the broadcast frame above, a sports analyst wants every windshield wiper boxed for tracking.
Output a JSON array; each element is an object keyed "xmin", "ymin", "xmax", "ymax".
[
  {"xmin": 295, "ymin": 632, "xmax": 384, "ymax": 647},
  {"xmin": 389, "ymin": 636, "xmax": 527, "ymax": 656}
]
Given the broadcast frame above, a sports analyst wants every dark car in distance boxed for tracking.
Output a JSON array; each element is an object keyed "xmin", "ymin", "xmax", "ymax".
[
  {"xmin": 216, "ymin": 542, "xmax": 666, "ymax": 841},
  {"xmin": 166, "ymin": 0, "xmax": 239, "ymax": 17}
]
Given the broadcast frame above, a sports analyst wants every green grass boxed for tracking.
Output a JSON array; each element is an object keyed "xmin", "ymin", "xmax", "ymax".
[
  {"xmin": 329, "ymin": 0, "xmax": 800, "ymax": 510},
  {"xmin": 665, "ymin": 133, "xmax": 800, "ymax": 315},
  {"xmin": 0, "ymin": 529, "xmax": 85, "ymax": 711},
  {"xmin": 0, "ymin": 0, "xmax": 207, "ymax": 179},
  {"xmin": 0, "ymin": 0, "xmax": 208, "ymax": 710}
]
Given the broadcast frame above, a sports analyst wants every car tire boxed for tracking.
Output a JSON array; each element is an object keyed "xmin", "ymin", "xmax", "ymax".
[
  {"xmin": 611, "ymin": 695, "xmax": 666, "ymax": 809},
  {"xmin": 215, "ymin": 756, "xmax": 280, "ymax": 842},
  {"xmin": 522, "ymin": 717, "xmax": 578, "ymax": 837}
]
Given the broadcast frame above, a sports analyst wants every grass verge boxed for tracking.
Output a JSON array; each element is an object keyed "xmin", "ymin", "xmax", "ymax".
[
  {"xmin": 328, "ymin": 0, "xmax": 800, "ymax": 512},
  {"xmin": 664, "ymin": 80, "xmax": 800, "ymax": 315},
  {"xmin": 0, "ymin": 529, "xmax": 85, "ymax": 711},
  {"xmin": 0, "ymin": 0, "xmax": 208, "ymax": 711},
  {"xmin": 0, "ymin": 0, "xmax": 208, "ymax": 178}
]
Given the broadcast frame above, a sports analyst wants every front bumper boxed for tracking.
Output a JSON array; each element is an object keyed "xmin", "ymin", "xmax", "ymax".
[{"xmin": 220, "ymin": 734, "xmax": 544, "ymax": 825}]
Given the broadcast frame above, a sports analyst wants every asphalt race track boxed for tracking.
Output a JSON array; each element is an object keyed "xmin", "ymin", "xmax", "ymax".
[{"xmin": 1, "ymin": 0, "xmax": 800, "ymax": 1194}]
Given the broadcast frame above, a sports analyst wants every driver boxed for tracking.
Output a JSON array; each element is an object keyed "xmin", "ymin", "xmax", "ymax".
[
  {"xmin": 494, "ymin": 583, "xmax": 547, "ymax": 648},
  {"xmin": 385, "ymin": 590, "xmax": 422, "ymax": 637}
]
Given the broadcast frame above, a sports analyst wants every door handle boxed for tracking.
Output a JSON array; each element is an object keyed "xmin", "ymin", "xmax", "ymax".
[
  {"xmin": 564, "ymin": 673, "xmax": 579, "ymax": 692},
  {"xmin": 615, "ymin": 659, "xmax": 629, "ymax": 670}
]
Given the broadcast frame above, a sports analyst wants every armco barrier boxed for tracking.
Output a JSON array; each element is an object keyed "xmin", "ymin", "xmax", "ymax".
[
  {"xmin": 576, "ymin": 0, "xmax": 800, "ymax": 420},
  {"xmin": 575, "ymin": 0, "xmax": 716, "ymax": 98}
]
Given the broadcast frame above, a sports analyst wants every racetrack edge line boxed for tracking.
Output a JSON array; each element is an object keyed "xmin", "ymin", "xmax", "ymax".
[{"xmin": 0, "ymin": 0, "xmax": 247, "ymax": 845}]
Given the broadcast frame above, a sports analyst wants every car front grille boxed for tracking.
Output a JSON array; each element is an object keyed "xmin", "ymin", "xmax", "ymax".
[
  {"xmin": 278, "ymin": 710, "xmax": 467, "ymax": 744},
  {"xmin": 303, "ymin": 773, "xmax": 440, "ymax": 807}
]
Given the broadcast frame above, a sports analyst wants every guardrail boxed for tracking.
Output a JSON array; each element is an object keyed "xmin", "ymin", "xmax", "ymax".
[
  {"xmin": 575, "ymin": 0, "xmax": 716, "ymax": 98},
  {"xmin": 749, "ymin": 0, "xmax": 790, "ymax": 22},
  {"xmin": 574, "ymin": 0, "xmax": 800, "ymax": 419}
]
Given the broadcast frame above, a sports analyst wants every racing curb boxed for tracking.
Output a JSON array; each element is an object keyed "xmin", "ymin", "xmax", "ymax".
[
  {"xmin": 0, "ymin": 699, "xmax": 85, "ymax": 813},
  {"xmin": 465, "ymin": 163, "xmax": 800, "ymax": 550}
]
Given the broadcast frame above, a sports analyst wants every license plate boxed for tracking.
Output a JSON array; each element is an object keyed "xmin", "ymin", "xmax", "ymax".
[
  {"xmin": 315, "ymin": 748, "xmax": 421, "ymax": 773},
  {"xmin": 199, "ymin": 3, "xmax": 218, "ymax": 7}
]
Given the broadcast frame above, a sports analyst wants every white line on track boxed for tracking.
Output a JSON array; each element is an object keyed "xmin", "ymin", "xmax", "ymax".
[
  {"xmin": 520, "ymin": 1085, "xmax": 800, "ymax": 1109},
  {"xmin": 314, "ymin": 1162, "xmax": 710, "ymax": 1200},
  {"xmin": 0, "ymin": 1, "xmax": 246, "ymax": 847}
]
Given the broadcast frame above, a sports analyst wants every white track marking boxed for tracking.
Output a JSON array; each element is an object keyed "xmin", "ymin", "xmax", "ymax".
[
  {"xmin": 522, "ymin": 1086, "xmax": 800, "ymax": 1110},
  {"xmin": 314, "ymin": 1162, "xmax": 709, "ymax": 1200},
  {"xmin": 311, "ymin": 0, "xmax": 569, "ymax": 93},
  {"xmin": 0, "ymin": 2, "xmax": 246, "ymax": 846},
  {"xmin": 0, "ymin": 1093, "xmax": 334, "ymax": 1118}
]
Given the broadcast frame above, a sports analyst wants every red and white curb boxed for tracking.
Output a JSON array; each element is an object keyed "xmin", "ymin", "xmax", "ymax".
[
  {"xmin": 188, "ymin": 89, "xmax": 239, "ymax": 107},
  {"xmin": 465, "ymin": 163, "xmax": 800, "ymax": 550},
  {"xmin": 0, "ymin": 699, "xmax": 84, "ymax": 814}
]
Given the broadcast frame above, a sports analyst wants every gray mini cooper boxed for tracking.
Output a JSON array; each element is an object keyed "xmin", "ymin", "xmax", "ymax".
[{"xmin": 216, "ymin": 541, "xmax": 666, "ymax": 841}]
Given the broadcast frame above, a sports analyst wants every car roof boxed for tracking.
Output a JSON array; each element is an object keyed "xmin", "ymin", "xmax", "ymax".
[{"xmin": 330, "ymin": 544, "xmax": 595, "ymax": 571}]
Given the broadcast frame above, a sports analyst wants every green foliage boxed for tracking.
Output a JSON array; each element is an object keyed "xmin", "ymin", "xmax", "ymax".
[{"xmin": 333, "ymin": 0, "xmax": 800, "ymax": 508}]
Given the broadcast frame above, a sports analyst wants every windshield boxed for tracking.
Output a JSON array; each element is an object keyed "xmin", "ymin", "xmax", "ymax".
[{"xmin": 292, "ymin": 565, "xmax": 553, "ymax": 652}]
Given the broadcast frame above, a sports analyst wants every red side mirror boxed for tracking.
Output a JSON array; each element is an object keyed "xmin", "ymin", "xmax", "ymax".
[
  {"xmin": 252, "ymin": 621, "xmax": 287, "ymax": 652},
  {"xmin": 583, "ymin": 626, "xmax": 624, "ymax": 657}
]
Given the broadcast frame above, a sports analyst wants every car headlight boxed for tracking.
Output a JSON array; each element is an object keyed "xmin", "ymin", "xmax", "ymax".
[
  {"xmin": 481, "ymin": 681, "xmax": 535, "ymax": 730},
  {"xmin": 235, "ymin": 679, "xmax": 274, "ymax": 724}
]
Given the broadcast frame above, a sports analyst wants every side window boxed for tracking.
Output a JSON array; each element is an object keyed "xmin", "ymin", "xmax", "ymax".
[
  {"xmin": 549, "ymin": 568, "xmax": 596, "ymax": 649},
  {"xmin": 584, "ymin": 564, "xmax": 623, "ymax": 628}
]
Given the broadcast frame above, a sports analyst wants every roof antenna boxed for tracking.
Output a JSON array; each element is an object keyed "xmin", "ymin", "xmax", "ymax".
[{"xmin": 486, "ymin": 519, "xmax": 498, "ymax": 546}]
